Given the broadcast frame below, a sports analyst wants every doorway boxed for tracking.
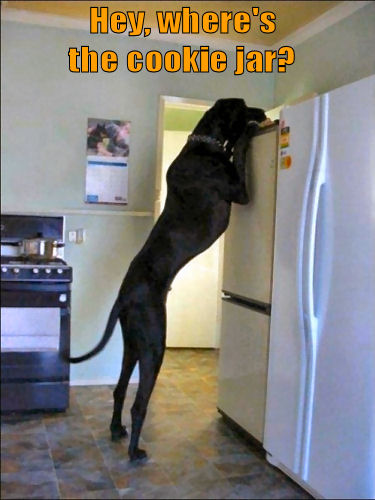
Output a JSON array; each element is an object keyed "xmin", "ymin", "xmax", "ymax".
[{"xmin": 155, "ymin": 96, "xmax": 224, "ymax": 348}]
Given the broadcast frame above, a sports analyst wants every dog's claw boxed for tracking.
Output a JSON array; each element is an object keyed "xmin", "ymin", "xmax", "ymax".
[
  {"xmin": 129, "ymin": 448, "xmax": 148, "ymax": 462},
  {"xmin": 110, "ymin": 425, "xmax": 128, "ymax": 441}
]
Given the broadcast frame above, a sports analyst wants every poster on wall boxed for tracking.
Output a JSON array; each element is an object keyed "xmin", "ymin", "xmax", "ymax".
[{"xmin": 85, "ymin": 118, "xmax": 130, "ymax": 204}]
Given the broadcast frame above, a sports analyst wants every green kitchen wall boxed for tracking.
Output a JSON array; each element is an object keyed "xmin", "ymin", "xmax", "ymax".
[{"xmin": 164, "ymin": 108, "xmax": 206, "ymax": 132}]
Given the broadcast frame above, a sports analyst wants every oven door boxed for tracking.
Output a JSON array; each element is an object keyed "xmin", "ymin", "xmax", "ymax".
[{"xmin": 1, "ymin": 282, "xmax": 70, "ymax": 400}]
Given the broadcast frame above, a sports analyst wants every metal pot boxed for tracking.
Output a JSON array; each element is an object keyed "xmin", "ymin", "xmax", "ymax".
[{"xmin": 19, "ymin": 237, "xmax": 63, "ymax": 260}]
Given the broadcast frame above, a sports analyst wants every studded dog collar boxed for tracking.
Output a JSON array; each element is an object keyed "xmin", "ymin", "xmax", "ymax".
[
  {"xmin": 187, "ymin": 134, "xmax": 225, "ymax": 152},
  {"xmin": 188, "ymin": 121, "xmax": 260, "ymax": 152}
]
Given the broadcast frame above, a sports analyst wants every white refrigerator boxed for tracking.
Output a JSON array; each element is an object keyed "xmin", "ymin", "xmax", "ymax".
[
  {"xmin": 217, "ymin": 124, "xmax": 279, "ymax": 443},
  {"xmin": 264, "ymin": 75, "xmax": 375, "ymax": 499}
]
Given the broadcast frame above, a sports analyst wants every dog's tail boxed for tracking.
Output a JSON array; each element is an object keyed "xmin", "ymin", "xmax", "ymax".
[{"xmin": 67, "ymin": 299, "xmax": 122, "ymax": 364}]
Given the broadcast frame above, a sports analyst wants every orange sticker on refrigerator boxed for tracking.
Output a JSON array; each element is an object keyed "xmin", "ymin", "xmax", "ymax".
[
  {"xmin": 280, "ymin": 126, "xmax": 290, "ymax": 148},
  {"xmin": 281, "ymin": 155, "xmax": 292, "ymax": 169}
]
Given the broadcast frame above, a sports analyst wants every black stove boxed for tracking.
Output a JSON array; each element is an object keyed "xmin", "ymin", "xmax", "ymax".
[{"xmin": 1, "ymin": 214, "xmax": 72, "ymax": 413}]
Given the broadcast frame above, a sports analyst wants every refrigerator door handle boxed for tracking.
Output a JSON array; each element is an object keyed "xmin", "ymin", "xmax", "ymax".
[
  {"xmin": 312, "ymin": 183, "xmax": 327, "ymax": 319},
  {"xmin": 304, "ymin": 180, "xmax": 326, "ymax": 331},
  {"xmin": 300, "ymin": 94, "xmax": 329, "ymax": 478}
]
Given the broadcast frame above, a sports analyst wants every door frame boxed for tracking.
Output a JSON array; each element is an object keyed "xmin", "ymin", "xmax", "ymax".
[
  {"xmin": 154, "ymin": 95, "xmax": 226, "ymax": 348},
  {"xmin": 154, "ymin": 95, "xmax": 213, "ymax": 220}
]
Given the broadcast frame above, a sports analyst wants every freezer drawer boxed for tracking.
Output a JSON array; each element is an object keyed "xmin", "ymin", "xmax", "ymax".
[
  {"xmin": 218, "ymin": 299, "xmax": 270, "ymax": 442},
  {"xmin": 222, "ymin": 126, "xmax": 278, "ymax": 303}
]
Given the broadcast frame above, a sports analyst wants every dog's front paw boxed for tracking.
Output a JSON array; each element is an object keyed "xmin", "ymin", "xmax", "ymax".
[
  {"xmin": 245, "ymin": 121, "xmax": 260, "ymax": 137},
  {"xmin": 237, "ymin": 191, "xmax": 249, "ymax": 205},
  {"xmin": 110, "ymin": 424, "xmax": 128, "ymax": 441},
  {"xmin": 129, "ymin": 447, "xmax": 148, "ymax": 462}
]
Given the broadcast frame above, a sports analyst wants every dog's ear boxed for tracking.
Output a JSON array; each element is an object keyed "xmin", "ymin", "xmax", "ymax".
[
  {"xmin": 247, "ymin": 107, "xmax": 267, "ymax": 123},
  {"xmin": 212, "ymin": 99, "xmax": 248, "ymax": 140},
  {"xmin": 214, "ymin": 98, "xmax": 246, "ymax": 117}
]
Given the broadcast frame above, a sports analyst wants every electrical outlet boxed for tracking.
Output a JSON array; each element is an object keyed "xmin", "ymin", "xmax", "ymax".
[
  {"xmin": 76, "ymin": 228, "xmax": 86, "ymax": 244},
  {"xmin": 68, "ymin": 231, "xmax": 77, "ymax": 243}
]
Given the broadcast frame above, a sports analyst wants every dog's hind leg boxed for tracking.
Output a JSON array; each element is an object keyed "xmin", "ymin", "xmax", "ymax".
[
  {"xmin": 110, "ymin": 316, "xmax": 138, "ymax": 441},
  {"xmin": 128, "ymin": 347, "xmax": 164, "ymax": 461}
]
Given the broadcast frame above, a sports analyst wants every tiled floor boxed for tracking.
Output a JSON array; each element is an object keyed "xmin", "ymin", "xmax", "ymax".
[{"xmin": 1, "ymin": 349, "xmax": 312, "ymax": 499}]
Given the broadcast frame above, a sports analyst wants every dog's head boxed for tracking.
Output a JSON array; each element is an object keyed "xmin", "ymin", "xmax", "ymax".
[{"xmin": 200, "ymin": 99, "xmax": 267, "ymax": 145}]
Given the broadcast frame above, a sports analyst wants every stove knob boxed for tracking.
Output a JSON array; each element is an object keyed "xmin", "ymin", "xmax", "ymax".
[
  {"xmin": 45, "ymin": 268, "xmax": 51, "ymax": 274},
  {"xmin": 57, "ymin": 269, "xmax": 64, "ymax": 274},
  {"xmin": 33, "ymin": 268, "xmax": 39, "ymax": 274},
  {"xmin": 1, "ymin": 267, "xmax": 7, "ymax": 273},
  {"xmin": 13, "ymin": 268, "xmax": 20, "ymax": 274}
]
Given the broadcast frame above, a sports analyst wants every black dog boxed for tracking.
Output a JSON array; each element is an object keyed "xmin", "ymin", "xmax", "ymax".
[{"xmin": 69, "ymin": 99, "xmax": 267, "ymax": 461}]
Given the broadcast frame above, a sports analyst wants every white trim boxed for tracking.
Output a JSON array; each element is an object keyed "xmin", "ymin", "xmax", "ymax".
[
  {"xmin": 70, "ymin": 375, "xmax": 138, "ymax": 386},
  {"xmin": 2, "ymin": 209, "xmax": 153, "ymax": 217},
  {"xmin": 5, "ymin": 3, "xmax": 370, "ymax": 51},
  {"xmin": 162, "ymin": 96, "xmax": 214, "ymax": 111},
  {"xmin": 1, "ymin": 7, "xmax": 90, "ymax": 31},
  {"xmin": 0, "ymin": 7, "xmax": 265, "ymax": 52},
  {"xmin": 273, "ymin": 1, "xmax": 371, "ymax": 49},
  {"xmin": 2, "ymin": 3, "xmax": 371, "ymax": 50}
]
